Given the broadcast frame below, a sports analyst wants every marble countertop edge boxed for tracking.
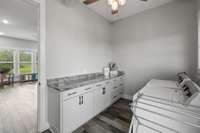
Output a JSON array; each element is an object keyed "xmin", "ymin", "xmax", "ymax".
[{"xmin": 47, "ymin": 71, "xmax": 124, "ymax": 92}]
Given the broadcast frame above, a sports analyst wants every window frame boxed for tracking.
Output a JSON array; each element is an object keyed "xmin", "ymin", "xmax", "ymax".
[
  {"xmin": 0, "ymin": 49, "xmax": 15, "ymax": 73},
  {"xmin": 0, "ymin": 48, "xmax": 38, "ymax": 75}
]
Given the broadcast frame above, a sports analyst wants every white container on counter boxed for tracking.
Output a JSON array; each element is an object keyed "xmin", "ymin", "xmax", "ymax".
[{"xmin": 103, "ymin": 67, "xmax": 110, "ymax": 77}]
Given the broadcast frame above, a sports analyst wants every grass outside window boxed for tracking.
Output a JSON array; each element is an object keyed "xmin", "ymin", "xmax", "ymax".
[{"xmin": 20, "ymin": 63, "xmax": 32, "ymax": 74}]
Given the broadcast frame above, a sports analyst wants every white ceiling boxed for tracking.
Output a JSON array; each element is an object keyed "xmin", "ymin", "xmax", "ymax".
[
  {"xmin": 0, "ymin": 0, "xmax": 39, "ymax": 41},
  {"xmin": 86, "ymin": 0, "xmax": 175, "ymax": 22}
]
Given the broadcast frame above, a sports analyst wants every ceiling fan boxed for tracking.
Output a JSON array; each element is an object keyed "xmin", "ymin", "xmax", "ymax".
[{"xmin": 82, "ymin": 0, "xmax": 148, "ymax": 15}]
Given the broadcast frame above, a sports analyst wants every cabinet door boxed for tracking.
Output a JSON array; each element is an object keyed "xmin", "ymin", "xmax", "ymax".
[
  {"xmin": 118, "ymin": 76, "xmax": 124, "ymax": 97},
  {"xmin": 111, "ymin": 86, "xmax": 120, "ymax": 103},
  {"xmin": 105, "ymin": 81, "xmax": 112, "ymax": 107},
  {"xmin": 111, "ymin": 78, "xmax": 122, "ymax": 103},
  {"xmin": 94, "ymin": 85, "xmax": 110, "ymax": 115},
  {"xmin": 63, "ymin": 95, "xmax": 82, "ymax": 133},
  {"xmin": 80, "ymin": 92, "xmax": 94, "ymax": 123},
  {"xmin": 63, "ymin": 91, "xmax": 94, "ymax": 133}
]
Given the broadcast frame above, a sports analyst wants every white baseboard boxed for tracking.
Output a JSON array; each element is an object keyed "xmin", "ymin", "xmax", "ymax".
[
  {"xmin": 49, "ymin": 128, "xmax": 56, "ymax": 133},
  {"xmin": 122, "ymin": 94, "xmax": 132, "ymax": 101},
  {"xmin": 38, "ymin": 122, "xmax": 49, "ymax": 132}
]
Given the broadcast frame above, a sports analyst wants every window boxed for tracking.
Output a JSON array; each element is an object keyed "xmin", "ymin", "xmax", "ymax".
[
  {"xmin": 20, "ymin": 50, "xmax": 32, "ymax": 74},
  {"xmin": 0, "ymin": 48, "xmax": 38, "ymax": 75},
  {"xmin": 0, "ymin": 49, "xmax": 14, "ymax": 73}
]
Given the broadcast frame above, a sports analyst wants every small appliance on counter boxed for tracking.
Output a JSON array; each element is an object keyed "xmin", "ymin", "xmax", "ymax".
[
  {"xmin": 103, "ymin": 67, "xmax": 110, "ymax": 78},
  {"xmin": 109, "ymin": 62, "xmax": 118, "ymax": 77}
]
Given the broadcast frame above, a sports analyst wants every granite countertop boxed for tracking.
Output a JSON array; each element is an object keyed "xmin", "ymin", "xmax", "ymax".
[{"xmin": 47, "ymin": 71, "xmax": 124, "ymax": 92}]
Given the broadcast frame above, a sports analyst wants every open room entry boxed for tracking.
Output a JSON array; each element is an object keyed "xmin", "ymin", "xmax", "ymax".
[{"xmin": 0, "ymin": 0, "xmax": 41, "ymax": 132}]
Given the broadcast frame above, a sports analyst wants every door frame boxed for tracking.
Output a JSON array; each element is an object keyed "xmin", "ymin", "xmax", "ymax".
[{"xmin": 36, "ymin": 0, "xmax": 49, "ymax": 132}]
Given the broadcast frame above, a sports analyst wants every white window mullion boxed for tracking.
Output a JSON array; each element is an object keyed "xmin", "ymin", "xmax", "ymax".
[
  {"xmin": 16, "ymin": 50, "xmax": 20, "ymax": 75},
  {"xmin": 34, "ymin": 51, "xmax": 38, "ymax": 73},
  {"xmin": 13, "ymin": 50, "xmax": 16, "ymax": 74},
  {"xmin": 33, "ymin": 51, "xmax": 37, "ymax": 73},
  {"xmin": 31, "ymin": 52, "xmax": 34, "ymax": 73},
  {"xmin": 0, "ymin": 49, "xmax": 37, "ymax": 75},
  {"xmin": 13, "ymin": 50, "xmax": 18, "ymax": 75}
]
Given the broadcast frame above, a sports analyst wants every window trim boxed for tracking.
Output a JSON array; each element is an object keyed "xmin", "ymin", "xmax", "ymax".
[{"xmin": 0, "ymin": 48, "xmax": 38, "ymax": 75}]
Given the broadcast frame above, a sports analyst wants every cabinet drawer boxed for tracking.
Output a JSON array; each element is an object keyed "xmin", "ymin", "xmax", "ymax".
[
  {"xmin": 111, "ymin": 87, "xmax": 119, "ymax": 96},
  {"xmin": 112, "ymin": 76, "xmax": 124, "ymax": 87},
  {"xmin": 94, "ymin": 81, "xmax": 106, "ymax": 91},
  {"xmin": 119, "ymin": 88, "xmax": 124, "ymax": 95},
  {"xmin": 118, "ymin": 76, "xmax": 124, "ymax": 85},
  {"xmin": 112, "ymin": 94, "xmax": 120, "ymax": 103},
  {"xmin": 95, "ymin": 81, "xmax": 105, "ymax": 87},
  {"xmin": 118, "ymin": 83, "xmax": 125, "ymax": 90},
  {"xmin": 112, "ymin": 78, "xmax": 119, "ymax": 83},
  {"xmin": 104, "ymin": 80, "xmax": 112, "ymax": 85},
  {"xmin": 62, "ymin": 84, "xmax": 94, "ymax": 101},
  {"xmin": 112, "ymin": 86, "xmax": 118, "ymax": 90}
]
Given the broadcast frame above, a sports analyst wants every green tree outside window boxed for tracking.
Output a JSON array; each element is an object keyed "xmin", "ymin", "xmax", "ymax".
[
  {"xmin": 0, "ymin": 49, "xmax": 14, "ymax": 73},
  {"xmin": 20, "ymin": 51, "xmax": 32, "ymax": 74}
]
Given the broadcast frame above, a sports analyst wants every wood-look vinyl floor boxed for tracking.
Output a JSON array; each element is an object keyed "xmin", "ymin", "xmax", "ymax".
[
  {"xmin": 0, "ymin": 83, "xmax": 37, "ymax": 133},
  {"xmin": 73, "ymin": 99, "xmax": 132, "ymax": 133}
]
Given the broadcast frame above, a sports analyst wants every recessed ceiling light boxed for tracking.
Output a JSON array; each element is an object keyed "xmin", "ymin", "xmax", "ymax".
[
  {"xmin": 2, "ymin": 19, "xmax": 9, "ymax": 24},
  {"xmin": 0, "ymin": 32, "xmax": 4, "ymax": 35}
]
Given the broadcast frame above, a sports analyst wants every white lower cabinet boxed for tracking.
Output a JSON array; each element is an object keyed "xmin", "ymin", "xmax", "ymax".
[
  {"xmin": 111, "ymin": 77, "xmax": 124, "ymax": 103},
  {"xmin": 62, "ymin": 91, "xmax": 94, "ymax": 133},
  {"xmin": 94, "ymin": 82, "xmax": 111, "ymax": 115},
  {"xmin": 111, "ymin": 86, "xmax": 120, "ymax": 103},
  {"xmin": 48, "ymin": 76, "xmax": 124, "ymax": 133}
]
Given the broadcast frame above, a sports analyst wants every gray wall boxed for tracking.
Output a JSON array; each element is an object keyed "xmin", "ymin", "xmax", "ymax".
[
  {"xmin": 0, "ymin": 36, "xmax": 38, "ymax": 50},
  {"xmin": 46, "ymin": 0, "xmax": 112, "ymax": 79},
  {"xmin": 111, "ymin": 0, "xmax": 198, "ymax": 96},
  {"xmin": 46, "ymin": 0, "xmax": 198, "ymax": 96}
]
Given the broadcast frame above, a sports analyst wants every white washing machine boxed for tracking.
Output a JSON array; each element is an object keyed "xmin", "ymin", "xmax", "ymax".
[{"xmin": 129, "ymin": 78, "xmax": 200, "ymax": 133}]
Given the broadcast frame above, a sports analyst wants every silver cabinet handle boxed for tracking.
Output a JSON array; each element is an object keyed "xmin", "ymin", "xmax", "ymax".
[
  {"xmin": 81, "ymin": 96, "xmax": 83, "ymax": 105},
  {"xmin": 84, "ymin": 87, "xmax": 91, "ymax": 91},
  {"xmin": 114, "ymin": 86, "xmax": 117, "ymax": 89},
  {"xmin": 79, "ymin": 96, "xmax": 83, "ymax": 105},
  {"xmin": 79, "ymin": 96, "xmax": 82, "ymax": 105},
  {"xmin": 106, "ymin": 81, "xmax": 110, "ymax": 84},
  {"xmin": 119, "ymin": 84, "xmax": 123, "ymax": 86},
  {"xmin": 113, "ymin": 96, "xmax": 117, "ymax": 99},
  {"xmin": 68, "ymin": 92, "xmax": 77, "ymax": 96},
  {"xmin": 96, "ymin": 84, "xmax": 102, "ymax": 87},
  {"xmin": 102, "ymin": 87, "xmax": 106, "ymax": 95}
]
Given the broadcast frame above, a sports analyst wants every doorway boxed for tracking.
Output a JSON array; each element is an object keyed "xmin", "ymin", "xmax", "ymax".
[{"xmin": 0, "ymin": 0, "xmax": 40, "ymax": 132}]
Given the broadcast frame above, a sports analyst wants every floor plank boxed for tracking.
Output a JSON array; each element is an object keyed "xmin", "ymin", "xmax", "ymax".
[
  {"xmin": 0, "ymin": 83, "xmax": 132, "ymax": 133},
  {"xmin": 0, "ymin": 83, "xmax": 37, "ymax": 133},
  {"xmin": 73, "ymin": 99, "xmax": 132, "ymax": 133}
]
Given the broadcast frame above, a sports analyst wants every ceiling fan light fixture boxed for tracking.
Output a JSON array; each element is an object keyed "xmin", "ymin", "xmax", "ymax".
[
  {"xmin": 111, "ymin": 0, "xmax": 119, "ymax": 11},
  {"xmin": 83, "ymin": 0, "xmax": 147, "ymax": 15},
  {"xmin": 107, "ymin": 0, "xmax": 127, "ymax": 15}
]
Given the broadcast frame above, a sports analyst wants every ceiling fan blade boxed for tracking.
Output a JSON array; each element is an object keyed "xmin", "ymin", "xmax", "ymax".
[
  {"xmin": 140, "ymin": 0, "xmax": 148, "ymax": 2},
  {"xmin": 82, "ymin": 0, "xmax": 99, "ymax": 5}
]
